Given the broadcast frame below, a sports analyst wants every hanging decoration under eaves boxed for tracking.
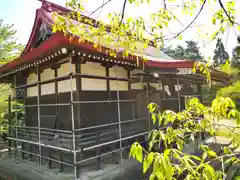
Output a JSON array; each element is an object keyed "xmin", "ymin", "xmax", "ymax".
[{"xmin": 0, "ymin": 47, "xmax": 137, "ymax": 79}]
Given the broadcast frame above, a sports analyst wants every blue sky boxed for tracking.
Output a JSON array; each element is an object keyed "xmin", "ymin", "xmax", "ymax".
[{"xmin": 0, "ymin": 0, "xmax": 238, "ymax": 59}]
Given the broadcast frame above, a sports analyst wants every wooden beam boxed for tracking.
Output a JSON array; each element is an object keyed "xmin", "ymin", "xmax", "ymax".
[{"xmin": 73, "ymin": 54, "xmax": 81, "ymax": 176}]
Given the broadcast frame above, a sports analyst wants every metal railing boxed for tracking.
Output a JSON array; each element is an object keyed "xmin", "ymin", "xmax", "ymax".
[{"xmin": 5, "ymin": 52, "xmax": 204, "ymax": 179}]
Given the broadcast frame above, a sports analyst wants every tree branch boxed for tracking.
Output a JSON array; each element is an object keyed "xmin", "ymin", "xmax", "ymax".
[
  {"xmin": 167, "ymin": 0, "xmax": 207, "ymax": 40},
  {"xmin": 89, "ymin": 0, "xmax": 114, "ymax": 16},
  {"xmin": 218, "ymin": 0, "xmax": 240, "ymax": 26},
  {"xmin": 163, "ymin": 0, "xmax": 167, "ymax": 9},
  {"xmin": 118, "ymin": 0, "xmax": 127, "ymax": 27},
  {"xmin": 152, "ymin": 0, "xmax": 207, "ymax": 41}
]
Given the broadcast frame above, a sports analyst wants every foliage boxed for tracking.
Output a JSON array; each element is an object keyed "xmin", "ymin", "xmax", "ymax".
[
  {"xmin": 54, "ymin": 0, "xmax": 240, "ymax": 60},
  {"xmin": 232, "ymin": 36, "xmax": 240, "ymax": 68},
  {"xmin": 213, "ymin": 38, "xmax": 229, "ymax": 67},
  {"xmin": 0, "ymin": 20, "xmax": 24, "ymax": 133},
  {"xmin": 130, "ymin": 97, "xmax": 240, "ymax": 180},
  {"xmin": 184, "ymin": 40, "xmax": 202, "ymax": 61},
  {"xmin": 0, "ymin": 20, "xmax": 24, "ymax": 65},
  {"xmin": 163, "ymin": 41, "xmax": 202, "ymax": 61},
  {"xmin": 217, "ymin": 81, "xmax": 240, "ymax": 100},
  {"xmin": 163, "ymin": 45, "xmax": 185, "ymax": 60},
  {"xmin": 52, "ymin": 0, "xmax": 240, "ymax": 179},
  {"xmin": 216, "ymin": 62, "xmax": 240, "ymax": 101},
  {"xmin": 192, "ymin": 62, "xmax": 211, "ymax": 86},
  {"xmin": 219, "ymin": 60, "xmax": 240, "ymax": 78}
]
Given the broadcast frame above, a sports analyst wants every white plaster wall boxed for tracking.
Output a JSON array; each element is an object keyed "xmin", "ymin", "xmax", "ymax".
[
  {"xmin": 81, "ymin": 62, "xmax": 107, "ymax": 91},
  {"xmin": 41, "ymin": 68, "xmax": 54, "ymax": 81},
  {"xmin": 131, "ymin": 83, "xmax": 144, "ymax": 90},
  {"xmin": 130, "ymin": 69, "xmax": 143, "ymax": 78},
  {"xmin": 81, "ymin": 62, "xmax": 106, "ymax": 76},
  {"xmin": 58, "ymin": 62, "xmax": 76, "ymax": 76},
  {"xmin": 150, "ymin": 83, "xmax": 163, "ymax": 90},
  {"xmin": 41, "ymin": 83, "xmax": 55, "ymax": 95},
  {"xmin": 41, "ymin": 68, "xmax": 55, "ymax": 95},
  {"xmin": 110, "ymin": 80, "xmax": 128, "ymax": 91},
  {"xmin": 27, "ymin": 86, "xmax": 38, "ymax": 97},
  {"xmin": 26, "ymin": 62, "xmax": 77, "ymax": 97},
  {"xmin": 109, "ymin": 66, "xmax": 128, "ymax": 78},
  {"xmin": 26, "ymin": 61, "xmax": 133, "ymax": 95},
  {"xmin": 27, "ymin": 73, "xmax": 37, "ymax": 84},
  {"xmin": 27, "ymin": 73, "xmax": 38, "ymax": 97},
  {"xmin": 58, "ymin": 79, "xmax": 76, "ymax": 93},
  {"xmin": 82, "ymin": 78, "xmax": 107, "ymax": 91},
  {"xmin": 109, "ymin": 66, "xmax": 128, "ymax": 91}
]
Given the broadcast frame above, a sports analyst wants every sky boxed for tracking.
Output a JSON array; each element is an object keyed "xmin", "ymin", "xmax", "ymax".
[{"xmin": 0, "ymin": 0, "xmax": 239, "ymax": 60}]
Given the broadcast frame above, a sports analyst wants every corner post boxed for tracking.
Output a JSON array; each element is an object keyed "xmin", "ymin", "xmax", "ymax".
[{"xmin": 8, "ymin": 94, "xmax": 12, "ymax": 156}]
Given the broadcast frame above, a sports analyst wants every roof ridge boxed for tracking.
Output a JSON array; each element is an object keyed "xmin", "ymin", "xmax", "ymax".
[{"xmin": 38, "ymin": 0, "xmax": 70, "ymax": 13}]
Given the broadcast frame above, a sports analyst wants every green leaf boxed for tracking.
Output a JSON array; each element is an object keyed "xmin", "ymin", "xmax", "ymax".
[
  {"xmin": 163, "ymin": 149, "xmax": 170, "ymax": 158},
  {"xmin": 129, "ymin": 142, "xmax": 143, "ymax": 163},
  {"xmin": 143, "ymin": 152, "xmax": 154, "ymax": 174},
  {"xmin": 136, "ymin": 144, "xmax": 143, "ymax": 163},
  {"xmin": 176, "ymin": 140, "xmax": 183, "ymax": 150},
  {"xmin": 212, "ymin": 18, "xmax": 216, "ymax": 25},
  {"xmin": 204, "ymin": 164, "xmax": 216, "ymax": 179},
  {"xmin": 208, "ymin": 150, "xmax": 217, "ymax": 158},
  {"xmin": 149, "ymin": 173, "xmax": 155, "ymax": 180},
  {"xmin": 153, "ymin": 155, "xmax": 161, "ymax": 174},
  {"xmin": 152, "ymin": 113, "xmax": 157, "ymax": 124},
  {"xmin": 191, "ymin": 155, "xmax": 201, "ymax": 162},
  {"xmin": 202, "ymin": 152, "xmax": 208, "ymax": 162},
  {"xmin": 223, "ymin": 147, "xmax": 232, "ymax": 154}
]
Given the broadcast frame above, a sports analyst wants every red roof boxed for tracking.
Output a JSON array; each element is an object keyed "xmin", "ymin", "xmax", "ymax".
[{"xmin": 0, "ymin": 0, "xmax": 227, "ymax": 82}]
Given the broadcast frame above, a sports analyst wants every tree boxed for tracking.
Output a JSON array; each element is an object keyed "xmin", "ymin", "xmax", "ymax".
[
  {"xmin": 213, "ymin": 38, "xmax": 229, "ymax": 67},
  {"xmin": 184, "ymin": 40, "xmax": 202, "ymax": 61},
  {"xmin": 0, "ymin": 20, "xmax": 23, "ymax": 65},
  {"xmin": 0, "ymin": 20, "xmax": 24, "ymax": 133},
  {"xmin": 163, "ymin": 45, "xmax": 185, "ymax": 59},
  {"xmin": 232, "ymin": 36, "xmax": 240, "ymax": 67},
  {"xmin": 164, "ymin": 41, "xmax": 202, "ymax": 61}
]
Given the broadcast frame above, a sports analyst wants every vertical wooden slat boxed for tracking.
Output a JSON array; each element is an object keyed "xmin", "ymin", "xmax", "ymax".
[
  {"xmin": 13, "ymin": 75, "xmax": 17, "ymax": 161},
  {"xmin": 22, "ymin": 75, "xmax": 27, "ymax": 160},
  {"xmin": 8, "ymin": 94, "xmax": 12, "ymax": 156},
  {"xmin": 74, "ymin": 55, "xmax": 82, "ymax": 177},
  {"xmin": 96, "ymin": 132, "xmax": 101, "ymax": 169},
  {"xmin": 37, "ymin": 67, "xmax": 42, "ymax": 169}
]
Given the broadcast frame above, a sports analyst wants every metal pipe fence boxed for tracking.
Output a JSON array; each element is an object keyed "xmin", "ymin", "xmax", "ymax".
[{"xmin": 4, "ymin": 51, "xmax": 205, "ymax": 179}]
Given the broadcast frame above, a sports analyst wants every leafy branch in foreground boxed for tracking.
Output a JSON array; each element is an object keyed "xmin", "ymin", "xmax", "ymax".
[
  {"xmin": 55, "ymin": 0, "xmax": 240, "ymax": 60},
  {"xmin": 130, "ymin": 97, "xmax": 240, "ymax": 180}
]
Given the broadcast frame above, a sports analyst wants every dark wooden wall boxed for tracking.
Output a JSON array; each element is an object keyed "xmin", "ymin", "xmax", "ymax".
[{"xmin": 25, "ymin": 90, "xmax": 148, "ymax": 130}]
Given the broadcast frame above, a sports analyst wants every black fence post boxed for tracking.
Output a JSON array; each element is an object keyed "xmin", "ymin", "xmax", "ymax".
[{"xmin": 7, "ymin": 95, "xmax": 12, "ymax": 156}]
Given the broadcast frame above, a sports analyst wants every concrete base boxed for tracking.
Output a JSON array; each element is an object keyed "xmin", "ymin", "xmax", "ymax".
[
  {"xmin": 79, "ymin": 159, "xmax": 143, "ymax": 180},
  {"xmin": 0, "ymin": 153, "xmax": 143, "ymax": 180}
]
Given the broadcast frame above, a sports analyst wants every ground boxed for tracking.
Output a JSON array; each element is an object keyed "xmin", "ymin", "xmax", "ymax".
[{"xmin": 0, "ymin": 152, "xmax": 144, "ymax": 180}]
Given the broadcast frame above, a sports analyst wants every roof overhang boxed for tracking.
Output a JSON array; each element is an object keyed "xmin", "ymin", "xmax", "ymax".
[{"xmin": 0, "ymin": 0, "xmax": 229, "ymax": 84}]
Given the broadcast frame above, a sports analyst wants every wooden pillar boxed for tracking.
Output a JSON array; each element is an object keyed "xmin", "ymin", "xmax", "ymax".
[
  {"xmin": 50, "ymin": 65, "xmax": 60, "ymax": 170},
  {"xmin": 106, "ymin": 66, "xmax": 110, "ymax": 94},
  {"xmin": 73, "ymin": 54, "xmax": 82, "ymax": 176},
  {"xmin": 104, "ymin": 63, "xmax": 118, "ymax": 164},
  {"xmin": 13, "ymin": 74, "xmax": 17, "ymax": 161},
  {"xmin": 127, "ymin": 69, "xmax": 136, "ymax": 120},
  {"xmin": 74, "ymin": 56, "xmax": 81, "ymax": 129},
  {"xmin": 37, "ymin": 66, "xmax": 42, "ymax": 169},
  {"xmin": 21, "ymin": 73, "xmax": 28, "ymax": 160},
  {"xmin": 8, "ymin": 94, "xmax": 12, "ymax": 156}
]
